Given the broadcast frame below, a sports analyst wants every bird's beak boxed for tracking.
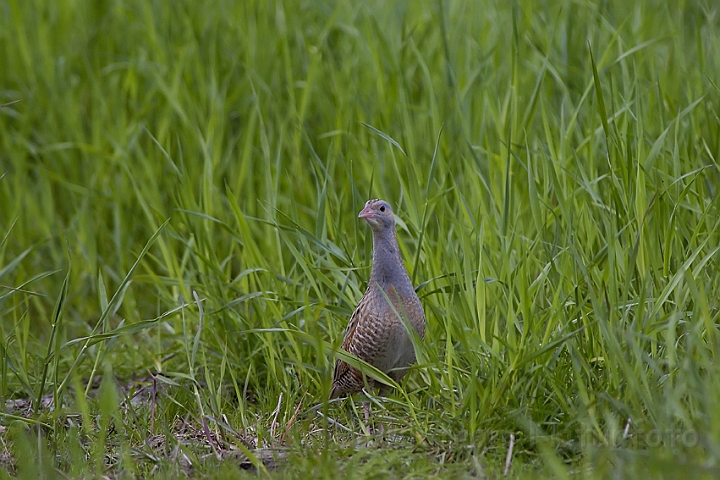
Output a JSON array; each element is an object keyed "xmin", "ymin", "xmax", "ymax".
[{"xmin": 358, "ymin": 205, "xmax": 374, "ymax": 219}]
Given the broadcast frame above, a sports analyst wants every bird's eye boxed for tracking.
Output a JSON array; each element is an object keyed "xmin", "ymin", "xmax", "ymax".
[{"xmin": 379, "ymin": 205, "xmax": 386, "ymax": 212}]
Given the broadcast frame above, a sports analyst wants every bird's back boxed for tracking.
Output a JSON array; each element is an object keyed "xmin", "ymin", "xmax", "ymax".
[{"xmin": 330, "ymin": 281, "xmax": 425, "ymax": 398}]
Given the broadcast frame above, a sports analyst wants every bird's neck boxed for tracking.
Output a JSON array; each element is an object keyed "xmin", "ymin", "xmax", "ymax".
[{"xmin": 369, "ymin": 228, "xmax": 413, "ymax": 292}]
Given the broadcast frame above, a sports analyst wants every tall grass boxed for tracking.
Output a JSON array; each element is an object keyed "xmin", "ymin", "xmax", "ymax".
[{"xmin": 1, "ymin": 0, "xmax": 720, "ymax": 477}]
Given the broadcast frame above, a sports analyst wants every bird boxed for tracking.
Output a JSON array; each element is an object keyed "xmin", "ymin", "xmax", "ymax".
[{"xmin": 329, "ymin": 199, "xmax": 426, "ymax": 400}]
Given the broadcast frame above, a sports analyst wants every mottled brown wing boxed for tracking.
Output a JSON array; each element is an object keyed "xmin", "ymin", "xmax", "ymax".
[{"xmin": 329, "ymin": 295, "xmax": 371, "ymax": 399}]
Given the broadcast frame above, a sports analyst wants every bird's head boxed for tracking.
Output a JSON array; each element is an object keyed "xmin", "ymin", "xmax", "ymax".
[{"xmin": 358, "ymin": 199, "xmax": 395, "ymax": 231}]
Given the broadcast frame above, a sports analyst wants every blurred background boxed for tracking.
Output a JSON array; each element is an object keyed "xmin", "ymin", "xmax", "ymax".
[{"xmin": 1, "ymin": 0, "xmax": 720, "ymax": 477}]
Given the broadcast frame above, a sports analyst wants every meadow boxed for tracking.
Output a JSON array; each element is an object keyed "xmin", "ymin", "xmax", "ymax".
[{"xmin": 1, "ymin": 0, "xmax": 720, "ymax": 478}]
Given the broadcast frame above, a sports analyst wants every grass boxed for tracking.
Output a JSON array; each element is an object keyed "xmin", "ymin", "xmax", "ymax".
[{"xmin": 1, "ymin": 0, "xmax": 720, "ymax": 477}]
